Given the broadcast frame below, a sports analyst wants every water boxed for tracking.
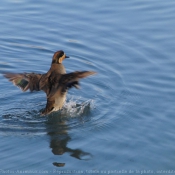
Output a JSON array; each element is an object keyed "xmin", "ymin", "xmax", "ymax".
[{"xmin": 0, "ymin": 0, "xmax": 175, "ymax": 174}]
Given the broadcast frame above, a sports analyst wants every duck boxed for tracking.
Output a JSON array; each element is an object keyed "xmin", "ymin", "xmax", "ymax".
[{"xmin": 4, "ymin": 50, "xmax": 96, "ymax": 115}]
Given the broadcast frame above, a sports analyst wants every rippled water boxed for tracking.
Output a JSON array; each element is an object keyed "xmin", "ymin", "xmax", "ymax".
[{"xmin": 1, "ymin": 0, "xmax": 175, "ymax": 173}]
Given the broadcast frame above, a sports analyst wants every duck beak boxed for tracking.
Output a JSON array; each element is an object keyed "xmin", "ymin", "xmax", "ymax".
[{"xmin": 65, "ymin": 55, "xmax": 69, "ymax": 58}]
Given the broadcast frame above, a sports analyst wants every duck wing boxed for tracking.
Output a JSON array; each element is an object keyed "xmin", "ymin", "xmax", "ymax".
[
  {"xmin": 61, "ymin": 71, "xmax": 96, "ymax": 90},
  {"xmin": 4, "ymin": 73, "xmax": 42, "ymax": 92},
  {"xmin": 38, "ymin": 72, "xmax": 52, "ymax": 95}
]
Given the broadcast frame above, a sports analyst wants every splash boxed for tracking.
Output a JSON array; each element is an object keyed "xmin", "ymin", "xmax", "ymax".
[{"xmin": 60, "ymin": 96, "xmax": 95, "ymax": 118}]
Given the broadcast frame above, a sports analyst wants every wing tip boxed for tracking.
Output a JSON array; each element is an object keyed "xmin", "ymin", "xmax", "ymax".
[
  {"xmin": 3, "ymin": 72, "xmax": 30, "ymax": 92},
  {"xmin": 78, "ymin": 71, "xmax": 97, "ymax": 78}
]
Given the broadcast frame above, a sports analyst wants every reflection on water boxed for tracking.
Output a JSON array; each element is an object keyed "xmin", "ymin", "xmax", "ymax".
[{"xmin": 47, "ymin": 102, "xmax": 93, "ymax": 167}]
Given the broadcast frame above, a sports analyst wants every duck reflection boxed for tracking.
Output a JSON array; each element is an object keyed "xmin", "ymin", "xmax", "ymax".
[{"xmin": 47, "ymin": 114, "xmax": 92, "ymax": 167}]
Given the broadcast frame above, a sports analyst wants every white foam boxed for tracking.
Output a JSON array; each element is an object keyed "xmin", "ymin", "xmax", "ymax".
[{"xmin": 60, "ymin": 96, "xmax": 94, "ymax": 118}]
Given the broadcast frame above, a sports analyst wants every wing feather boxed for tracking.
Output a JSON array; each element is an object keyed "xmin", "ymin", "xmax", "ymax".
[{"xmin": 4, "ymin": 73, "xmax": 42, "ymax": 92}]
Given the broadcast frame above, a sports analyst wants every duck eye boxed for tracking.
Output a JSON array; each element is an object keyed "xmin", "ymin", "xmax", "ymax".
[{"xmin": 59, "ymin": 53, "xmax": 63, "ymax": 58}]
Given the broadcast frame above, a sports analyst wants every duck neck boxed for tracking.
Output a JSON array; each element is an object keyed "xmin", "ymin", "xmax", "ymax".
[{"xmin": 50, "ymin": 63, "xmax": 66, "ymax": 74}]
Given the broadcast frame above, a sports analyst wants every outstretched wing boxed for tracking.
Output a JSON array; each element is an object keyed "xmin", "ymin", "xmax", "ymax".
[
  {"xmin": 60, "ymin": 71, "xmax": 96, "ymax": 90},
  {"xmin": 4, "ymin": 73, "xmax": 42, "ymax": 92}
]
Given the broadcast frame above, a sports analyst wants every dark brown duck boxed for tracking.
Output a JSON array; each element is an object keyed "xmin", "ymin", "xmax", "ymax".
[{"xmin": 4, "ymin": 50, "xmax": 96, "ymax": 115}]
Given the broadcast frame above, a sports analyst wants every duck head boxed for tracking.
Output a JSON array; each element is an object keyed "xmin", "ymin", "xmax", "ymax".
[{"xmin": 52, "ymin": 50, "xmax": 69, "ymax": 64}]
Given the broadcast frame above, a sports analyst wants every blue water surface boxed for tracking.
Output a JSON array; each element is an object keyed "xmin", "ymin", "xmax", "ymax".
[{"xmin": 0, "ymin": 0, "xmax": 175, "ymax": 174}]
